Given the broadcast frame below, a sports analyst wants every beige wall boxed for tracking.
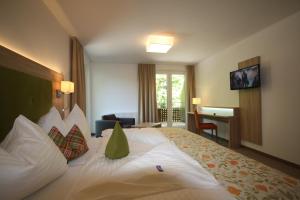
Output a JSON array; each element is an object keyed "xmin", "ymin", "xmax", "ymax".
[
  {"xmin": 0, "ymin": 0, "xmax": 70, "ymax": 80},
  {"xmin": 196, "ymin": 11, "xmax": 300, "ymax": 165},
  {"xmin": 156, "ymin": 64, "xmax": 187, "ymax": 73},
  {"xmin": 89, "ymin": 63, "xmax": 139, "ymax": 132},
  {"xmin": 88, "ymin": 63, "xmax": 188, "ymax": 132}
]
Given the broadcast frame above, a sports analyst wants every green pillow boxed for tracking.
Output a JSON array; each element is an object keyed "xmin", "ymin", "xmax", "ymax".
[{"xmin": 105, "ymin": 121, "xmax": 129, "ymax": 159}]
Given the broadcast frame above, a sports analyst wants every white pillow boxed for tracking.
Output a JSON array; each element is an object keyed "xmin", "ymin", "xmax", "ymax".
[
  {"xmin": 0, "ymin": 115, "xmax": 68, "ymax": 199},
  {"xmin": 38, "ymin": 106, "xmax": 67, "ymax": 136},
  {"xmin": 64, "ymin": 104, "xmax": 91, "ymax": 142}
]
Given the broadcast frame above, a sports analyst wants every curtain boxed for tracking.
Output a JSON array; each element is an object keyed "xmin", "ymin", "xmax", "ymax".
[
  {"xmin": 186, "ymin": 65, "xmax": 196, "ymax": 112},
  {"xmin": 138, "ymin": 64, "xmax": 158, "ymax": 123},
  {"xmin": 70, "ymin": 37, "xmax": 86, "ymax": 114}
]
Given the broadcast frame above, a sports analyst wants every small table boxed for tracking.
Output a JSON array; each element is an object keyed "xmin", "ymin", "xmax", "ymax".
[{"xmin": 132, "ymin": 122, "xmax": 162, "ymax": 128}]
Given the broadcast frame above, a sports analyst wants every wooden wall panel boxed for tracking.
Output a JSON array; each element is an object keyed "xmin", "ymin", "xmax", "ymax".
[
  {"xmin": 238, "ymin": 56, "xmax": 262, "ymax": 145},
  {"xmin": 0, "ymin": 45, "xmax": 64, "ymax": 115}
]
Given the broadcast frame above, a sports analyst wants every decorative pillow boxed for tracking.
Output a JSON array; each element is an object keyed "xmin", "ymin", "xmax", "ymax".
[
  {"xmin": 105, "ymin": 121, "xmax": 129, "ymax": 159},
  {"xmin": 48, "ymin": 127, "xmax": 73, "ymax": 160},
  {"xmin": 38, "ymin": 106, "xmax": 67, "ymax": 136},
  {"xmin": 48, "ymin": 125, "xmax": 89, "ymax": 161},
  {"xmin": 0, "ymin": 115, "xmax": 67, "ymax": 200},
  {"xmin": 102, "ymin": 114, "xmax": 117, "ymax": 121},
  {"xmin": 64, "ymin": 104, "xmax": 91, "ymax": 143}
]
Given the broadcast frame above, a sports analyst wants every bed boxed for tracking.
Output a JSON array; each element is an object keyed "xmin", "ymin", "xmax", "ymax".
[
  {"xmin": 26, "ymin": 128, "xmax": 234, "ymax": 200},
  {"xmin": 0, "ymin": 45, "xmax": 299, "ymax": 200},
  {"xmin": 0, "ymin": 46, "xmax": 233, "ymax": 199},
  {"xmin": 24, "ymin": 127, "xmax": 300, "ymax": 200},
  {"xmin": 160, "ymin": 128, "xmax": 300, "ymax": 200}
]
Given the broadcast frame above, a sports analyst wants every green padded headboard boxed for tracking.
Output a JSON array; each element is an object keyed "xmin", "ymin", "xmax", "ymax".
[
  {"xmin": 0, "ymin": 45, "xmax": 64, "ymax": 142},
  {"xmin": 0, "ymin": 66, "xmax": 52, "ymax": 141}
]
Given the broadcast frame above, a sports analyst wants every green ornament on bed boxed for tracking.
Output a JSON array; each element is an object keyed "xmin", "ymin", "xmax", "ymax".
[{"xmin": 105, "ymin": 121, "xmax": 129, "ymax": 159}]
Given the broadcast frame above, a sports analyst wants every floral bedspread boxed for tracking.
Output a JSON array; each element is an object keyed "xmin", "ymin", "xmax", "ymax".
[{"xmin": 160, "ymin": 128, "xmax": 300, "ymax": 200}]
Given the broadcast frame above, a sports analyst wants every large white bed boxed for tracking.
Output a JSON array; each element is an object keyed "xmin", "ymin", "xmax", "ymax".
[
  {"xmin": 27, "ymin": 128, "xmax": 234, "ymax": 200},
  {"xmin": 0, "ymin": 46, "xmax": 233, "ymax": 200},
  {"xmin": 1, "ymin": 44, "xmax": 300, "ymax": 200}
]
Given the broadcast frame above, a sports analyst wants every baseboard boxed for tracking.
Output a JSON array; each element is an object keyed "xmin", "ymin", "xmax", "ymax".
[{"xmin": 240, "ymin": 145, "xmax": 300, "ymax": 169}]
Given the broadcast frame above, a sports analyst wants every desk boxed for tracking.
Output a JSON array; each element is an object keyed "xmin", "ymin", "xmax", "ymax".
[{"xmin": 187, "ymin": 108, "xmax": 240, "ymax": 148}]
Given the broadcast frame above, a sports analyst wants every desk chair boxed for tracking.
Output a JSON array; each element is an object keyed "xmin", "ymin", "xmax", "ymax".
[{"xmin": 194, "ymin": 110, "xmax": 218, "ymax": 142}]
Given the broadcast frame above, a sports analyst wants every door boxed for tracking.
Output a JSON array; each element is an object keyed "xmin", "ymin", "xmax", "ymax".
[{"xmin": 156, "ymin": 73, "xmax": 186, "ymax": 127}]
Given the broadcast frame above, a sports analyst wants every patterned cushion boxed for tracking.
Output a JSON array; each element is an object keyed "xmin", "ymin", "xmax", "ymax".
[
  {"xmin": 48, "ymin": 127, "xmax": 73, "ymax": 160},
  {"xmin": 48, "ymin": 125, "xmax": 89, "ymax": 161},
  {"xmin": 65, "ymin": 125, "xmax": 89, "ymax": 160},
  {"xmin": 102, "ymin": 114, "xmax": 117, "ymax": 121}
]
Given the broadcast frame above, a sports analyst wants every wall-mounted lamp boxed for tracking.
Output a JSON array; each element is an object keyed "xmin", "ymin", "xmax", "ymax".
[
  {"xmin": 56, "ymin": 81, "xmax": 74, "ymax": 98},
  {"xmin": 61, "ymin": 81, "xmax": 74, "ymax": 94},
  {"xmin": 192, "ymin": 97, "xmax": 201, "ymax": 112}
]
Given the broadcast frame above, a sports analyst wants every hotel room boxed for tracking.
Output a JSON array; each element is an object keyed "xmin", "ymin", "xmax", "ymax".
[{"xmin": 0, "ymin": 0, "xmax": 300, "ymax": 199}]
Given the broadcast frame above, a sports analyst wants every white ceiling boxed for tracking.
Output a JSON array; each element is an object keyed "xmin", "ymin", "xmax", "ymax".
[{"xmin": 57, "ymin": 0, "xmax": 300, "ymax": 64}]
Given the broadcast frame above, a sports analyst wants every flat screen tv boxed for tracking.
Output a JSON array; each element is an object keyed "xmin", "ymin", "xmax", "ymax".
[{"xmin": 230, "ymin": 64, "xmax": 260, "ymax": 90}]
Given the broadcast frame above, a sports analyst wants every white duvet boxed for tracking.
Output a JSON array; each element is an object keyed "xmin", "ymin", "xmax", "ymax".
[{"xmin": 27, "ymin": 128, "xmax": 234, "ymax": 200}]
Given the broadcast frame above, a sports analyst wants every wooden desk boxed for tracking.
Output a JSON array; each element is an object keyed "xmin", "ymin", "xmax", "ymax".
[{"xmin": 187, "ymin": 109, "xmax": 240, "ymax": 148}]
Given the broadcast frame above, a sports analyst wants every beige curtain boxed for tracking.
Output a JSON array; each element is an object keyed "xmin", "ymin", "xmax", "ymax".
[
  {"xmin": 186, "ymin": 65, "xmax": 196, "ymax": 112},
  {"xmin": 70, "ymin": 37, "xmax": 86, "ymax": 114},
  {"xmin": 138, "ymin": 64, "xmax": 158, "ymax": 123}
]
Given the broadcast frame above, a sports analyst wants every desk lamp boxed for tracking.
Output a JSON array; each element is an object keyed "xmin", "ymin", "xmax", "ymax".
[{"xmin": 192, "ymin": 98, "xmax": 201, "ymax": 112}]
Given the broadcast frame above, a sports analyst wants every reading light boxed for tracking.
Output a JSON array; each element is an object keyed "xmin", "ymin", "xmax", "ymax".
[
  {"xmin": 192, "ymin": 98, "xmax": 201, "ymax": 112},
  {"xmin": 192, "ymin": 98, "xmax": 201, "ymax": 105},
  {"xmin": 61, "ymin": 81, "xmax": 74, "ymax": 94},
  {"xmin": 146, "ymin": 35, "xmax": 174, "ymax": 53},
  {"xmin": 56, "ymin": 81, "xmax": 74, "ymax": 98}
]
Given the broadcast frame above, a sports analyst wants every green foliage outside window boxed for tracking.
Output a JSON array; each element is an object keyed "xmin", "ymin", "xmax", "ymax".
[
  {"xmin": 156, "ymin": 74, "xmax": 185, "ymax": 109},
  {"xmin": 156, "ymin": 74, "xmax": 167, "ymax": 108}
]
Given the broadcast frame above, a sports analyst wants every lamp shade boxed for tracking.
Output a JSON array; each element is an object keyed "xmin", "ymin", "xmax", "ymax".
[
  {"xmin": 192, "ymin": 98, "xmax": 201, "ymax": 105},
  {"xmin": 61, "ymin": 81, "xmax": 74, "ymax": 94}
]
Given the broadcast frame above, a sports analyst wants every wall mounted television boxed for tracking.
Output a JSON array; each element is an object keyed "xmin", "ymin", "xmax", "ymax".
[{"xmin": 230, "ymin": 64, "xmax": 260, "ymax": 90}]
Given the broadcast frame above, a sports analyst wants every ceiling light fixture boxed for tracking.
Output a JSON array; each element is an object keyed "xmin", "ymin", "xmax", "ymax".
[{"xmin": 146, "ymin": 35, "xmax": 174, "ymax": 53}]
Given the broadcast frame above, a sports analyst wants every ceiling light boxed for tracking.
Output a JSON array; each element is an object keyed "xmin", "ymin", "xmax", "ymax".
[{"xmin": 146, "ymin": 35, "xmax": 174, "ymax": 53}]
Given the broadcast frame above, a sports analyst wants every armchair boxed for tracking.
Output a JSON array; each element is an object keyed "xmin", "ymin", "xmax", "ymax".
[{"xmin": 95, "ymin": 114, "xmax": 135, "ymax": 137}]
